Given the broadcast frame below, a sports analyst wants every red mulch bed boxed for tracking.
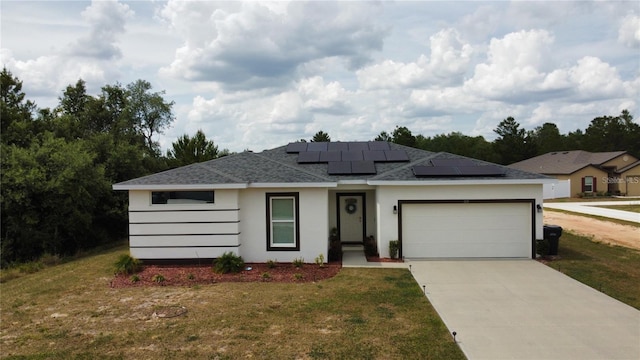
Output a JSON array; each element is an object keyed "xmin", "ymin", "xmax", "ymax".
[{"xmin": 111, "ymin": 262, "xmax": 342, "ymax": 288}]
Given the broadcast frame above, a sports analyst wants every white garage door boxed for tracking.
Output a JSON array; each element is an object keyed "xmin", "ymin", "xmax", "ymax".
[{"xmin": 401, "ymin": 202, "xmax": 532, "ymax": 258}]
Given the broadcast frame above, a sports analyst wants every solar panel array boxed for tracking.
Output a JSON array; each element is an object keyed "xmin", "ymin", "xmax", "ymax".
[
  {"xmin": 286, "ymin": 141, "xmax": 409, "ymax": 175},
  {"xmin": 412, "ymin": 158, "xmax": 507, "ymax": 177}
]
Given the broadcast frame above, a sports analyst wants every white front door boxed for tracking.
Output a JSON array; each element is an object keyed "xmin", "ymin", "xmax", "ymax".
[{"xmin": 339, "ymin": 194, "xmax": 364, "ymax": 243}]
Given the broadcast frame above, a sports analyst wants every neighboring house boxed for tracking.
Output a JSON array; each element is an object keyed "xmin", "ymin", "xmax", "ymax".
[
  {"xmin": 113, "ymin": 141, "xmax": 550, "ymax": 263},
  {"xmin": 509, "ymin": 151, "xmax": 640, "ymax": 197}
]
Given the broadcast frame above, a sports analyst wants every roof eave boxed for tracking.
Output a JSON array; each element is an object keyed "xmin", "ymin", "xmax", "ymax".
[{"xmin": 112, "ymin": 183, "xmax": 248, "ymax": 191}]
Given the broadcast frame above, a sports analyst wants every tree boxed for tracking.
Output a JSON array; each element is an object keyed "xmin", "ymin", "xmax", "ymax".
[
  {"xmin": 166, "ymin": 130, "xmax": 228, "ymax": 168},
  {"xmin": 391, "ymin": 126, "xmax": 416, "ymax": 147},
  {"xmin": 0, "ymin": 68, "xmax": 36, "ymax": 146},
  {"xmin": 493, "ymin": 117, "xmax": 535, "ymax": 164},
  {"xmin": 583, "ymin": 110, "xmax": 640, "ymax": 156},
  {"xmin": 124, "ymin": 80, "xmax": 175, "ymax": 154},
  {"xmin": 530, "ymin": 122, "xmax": 566, "ymax": 155},
  {"xmin": 311, "ymin": 130, "xmax": 331, "ymax": 142},
  {"xmin": 374, "ymin": 131, "xmax": 391, "ymax": 142}
]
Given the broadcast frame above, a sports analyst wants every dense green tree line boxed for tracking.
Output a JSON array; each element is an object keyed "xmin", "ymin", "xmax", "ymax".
[
  {"xmin": 371, "ymin": 112, "xmax": 639, "ymax": 164},
  {"xmin": 1, "ymin": 68, "xmax": 227, "ymax": 266}
]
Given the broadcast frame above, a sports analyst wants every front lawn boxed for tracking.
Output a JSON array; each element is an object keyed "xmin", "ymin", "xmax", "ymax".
[
  {"xmin": 0, "ymin": 247, "xmax": 465, "ymax": 359},
  {"xmin": 542, "ymin": 231, "xmax": 640, "ymax": 310}
]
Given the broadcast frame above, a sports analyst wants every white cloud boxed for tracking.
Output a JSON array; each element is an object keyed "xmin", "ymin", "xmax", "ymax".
[
  {"xmin": 618, "ymin": 14, "xmax": 640, "ymax": 48},
  {"xmin": 357, "ymin": 28, "xmax": 472, "ymax": 90},
  {"xmin": 68, "ymin": 0, "xmax": 134, "ymax": 59},
  {"xmin": 159, "ymin": 1, "xmax": 386, "ymax": 89}
]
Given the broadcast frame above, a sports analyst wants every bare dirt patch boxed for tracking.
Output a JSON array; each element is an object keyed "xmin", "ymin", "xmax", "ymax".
[
  {"xmin": 111, "ymin": 262, "xmax": 341, "ymax": 288},
  {"xmin": 544, "ymin": 211, "xmax": 640, "ymax": 250}
]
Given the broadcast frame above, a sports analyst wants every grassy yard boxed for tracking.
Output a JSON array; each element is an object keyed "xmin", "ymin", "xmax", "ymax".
[
  {"xmin": 543, "ymin": 231, "xmax": 640, "ymax": 310},
  {"xmin": 595, "ymin": 204, "xmax": 640, "ymax": 213},
  {"xmin": 0, "ymin": 247, "xmax": 464, "ymax": 360}
]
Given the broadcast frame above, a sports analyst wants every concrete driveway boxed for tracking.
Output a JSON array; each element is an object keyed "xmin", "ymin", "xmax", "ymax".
[
  {"xmin": 543, "ymin": 200, "xmax": 640, "ymax": 223},
  {"xmin": 408, "ymin": 260, "xmax": 640, "ymax": 360}
]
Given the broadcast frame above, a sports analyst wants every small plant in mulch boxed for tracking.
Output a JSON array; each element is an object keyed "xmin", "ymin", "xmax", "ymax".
[
  {"xmin": 293, "ymin": 273, "xmax": 304, "ymax": 281},
  {"xmin": 187, "ymin": 273, "xmax": 195, "ymax": 280},
  {"xmin": 266, "ymin": 259, "xmax": 277, "ymax": 269},
  {"xmin": 213, "ymin": 252, "xmax": 245, "ymax": 274},
  {"xmin": 152, "ymin": 274, "xmax": 166, "ymax": 283},
  {"xmin": 114, "ymin": 254, "xmax": 142, "ymax": 275},
  {"xmin": 315, "ymin": 254, "xmax": 325, "ymax": 268},
  {"xmin": 261, "ymin": 272, "xmax": 272, "ymax": 280},
  {"xmin": 292, "ymin": 258, "xmax": 305, "ymax": 268},
  {"xmin": 130, "ymin": 274, "xmax": 140, "ymax": 283}
]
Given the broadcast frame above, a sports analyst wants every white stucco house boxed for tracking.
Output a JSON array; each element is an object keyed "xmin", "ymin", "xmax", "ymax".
[{"xmin": 112, "ymin": 141, "xmax": 551, "ymax": 262}]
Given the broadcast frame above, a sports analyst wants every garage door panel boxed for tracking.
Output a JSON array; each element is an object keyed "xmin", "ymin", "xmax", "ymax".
[{"xmin": 402, "ymin": 202, "xmax": 531, "ymax": 258}]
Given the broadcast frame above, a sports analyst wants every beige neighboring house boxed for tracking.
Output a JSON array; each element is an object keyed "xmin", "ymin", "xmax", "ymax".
[{"xmin": 509, "ymin": 150, "xmax": 640, "ymax": 197}]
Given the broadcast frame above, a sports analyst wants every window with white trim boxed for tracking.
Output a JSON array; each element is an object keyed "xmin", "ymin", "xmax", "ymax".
[
  {"xmin": 151, "ymin": 191, "xmax": 214, "ymax": 204},
  {"xmin": 583, "ymin": 176, "xmax": 594, "ymax": 193},
  {"xmin": 266, "ymin": 193, "xmax": 299, "ymax": 251}
]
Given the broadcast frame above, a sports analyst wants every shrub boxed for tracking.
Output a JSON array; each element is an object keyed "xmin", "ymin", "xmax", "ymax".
[
  {"xmin": 389, "ymin": 240, "xmax": 399, "ymax": 259},
  {"xmin": 130, "ymin": 274, "xmax": 140, "ymax": 283},
  {"xmin": 114, "ymin": 254, "xmax": 142, "ymax": 275},
  {"xmin": 292, "ymin": 257, "xmax": 304, "ymax": 268},
  {"xmin": 364, "ymin": 236, "xmax": 378, "ymax": 257},
  {"xmin": 266, "ymin": 259, "xmax": 277, "ymax": 269},
  {"xmin": 315, "ymin": 254, "xmax": 325, "ymax": 267},
  {"xmin": 187, "ymin": 273, "xmax": 195, "ymax": 280},
  {"xmin": 261, "ymin": 272, "xmax": 271, "ymax": 280},
  {"xmin": 213, "ymin": 252, "xmax": 245, "ymax": 274},
  {"xmin": 152, "ymin": 274, "xmax": 165, "ymax": 283},
  {"xmin": 293, "ymin": 273, "xmax": 304, "ymax": 280}
]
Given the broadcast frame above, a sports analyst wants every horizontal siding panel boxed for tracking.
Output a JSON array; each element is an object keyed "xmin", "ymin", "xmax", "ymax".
[
  {"xmin": 130, "ymin": 235, "xmax": 240, "ymax": 247},
  {"xmin": 131, "ymin": 247, "xmax": 239, "ymax": 259},
  {"xmin": 130, "ymin": 222, "xmax": 239, "ymax": 235},
  {"xmin": 129, "ymin": 210, "xmax": 239, "ymax": 223}
]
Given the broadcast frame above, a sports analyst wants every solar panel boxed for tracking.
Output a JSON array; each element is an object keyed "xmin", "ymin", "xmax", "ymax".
[
  {"xmin": 348, "ymin": 142, "xmax": 369, "ymax": 151},
  {"xmin": 457, "ymin": 166, "xmax": 506, "ymax": 176},
  {"xmin": 384, "ymin": 150, "xmax": 410, "ymax": 162},
  {"xmin": 297, "ymin": 151, "xmax": 321, "ymax": 163},
  {"xmin": 413, "ymin": 166, "xmax": 459, "ymax": 177},
  {"xmin": 307, "ymin": 142, "xmax": 328, "ymax": 152},
  {"xmin": 430, "ymin": 158, "xmax": 476, "ymax": 167},
  {"xmin": 328, "ymin": 161, "xmax": 352, "ymax": 175},
  {"xmin": 351, "ymin": 161, "xmax": 376, "ymax": 174},
  {"xmin": 328, "ymin": 142, "xmax": 349, "ymax": 151},
  {"xmin": 286, "ymin": 142, "xmax": 308, "ymax": 153},
  {"xmin": 363, "ymin": 150, "xmax": 387, "ymax": 161},
  {"xmin": 368, "ymin": 141, "xmax": 390, "ymax": 151},
  {"xmin": 319, "ymin": 151, "xmax": 341, "ymax": 162},
  {"xmin": 341, "ymin": 150, "xmax": 364, "ymax": 161}
]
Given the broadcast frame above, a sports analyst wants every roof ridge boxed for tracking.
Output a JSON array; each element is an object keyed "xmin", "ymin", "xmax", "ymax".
[{"xmin": 251, "ymin": 151, "xmax": 334, "ymax": 182}]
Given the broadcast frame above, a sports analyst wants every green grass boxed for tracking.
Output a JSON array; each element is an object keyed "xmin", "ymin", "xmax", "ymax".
[
  {"xmin": 595, "ymin": 204, "xmax": 640, "ymax": 213},
  {"xmin": 0, "ymin": 246, "xmax": 464, "ymax": 360},
  {"xmin": 543, "ymin": 231, "xmax": 640, "ymax": 310}
]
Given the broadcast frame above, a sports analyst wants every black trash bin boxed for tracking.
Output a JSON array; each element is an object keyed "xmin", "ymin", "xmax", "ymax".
[{"xmin": 543, "ymin": 225, "xmax": 563, "ymax": 256}]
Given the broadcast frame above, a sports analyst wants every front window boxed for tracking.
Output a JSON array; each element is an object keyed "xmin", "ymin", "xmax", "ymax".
[
  {"xmin": 583, "ymin": 176, "xmax": 593, "ymax": 193},
  {"xmin": 152, "ymin": 191, "xmax": 214, "ymax": 204},
  {"xmin": 266, "ymin": 193, "xmax": 299, "ymax": 251}
]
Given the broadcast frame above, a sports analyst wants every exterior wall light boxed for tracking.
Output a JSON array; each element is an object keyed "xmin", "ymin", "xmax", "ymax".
[
  {"xmin": 393, "ymin": 205, "xmax": 398, "ymax": 214},
  {"xmin": 536, "ymin": 204, "xmax": 542, "ymax": 213}
]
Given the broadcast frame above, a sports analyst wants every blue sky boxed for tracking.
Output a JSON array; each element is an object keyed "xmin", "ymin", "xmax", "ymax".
[{"xmin": 1, "ymin": 1, "xmax": 638, "ymax": 152}]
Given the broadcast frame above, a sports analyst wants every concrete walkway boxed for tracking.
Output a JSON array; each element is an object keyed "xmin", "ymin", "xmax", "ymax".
[
  {"xmin": 408, "ymin": 260, "xmax": 640, "ymax": 360},
  {"xmin": 544, "ymin": 200, "xmax": 640, "ymax": 223},
  {"xmin": 341, "ymin": 245, "xmax": 407, "ymax": 268}
]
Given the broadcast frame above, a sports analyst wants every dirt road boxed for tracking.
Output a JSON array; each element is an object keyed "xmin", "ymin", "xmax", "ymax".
[{"xmin": 544, "ymin": 210, "xmax": 640, "ymax": 250}]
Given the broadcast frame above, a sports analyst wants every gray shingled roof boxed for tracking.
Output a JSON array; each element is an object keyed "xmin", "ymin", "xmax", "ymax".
[
  {"xmin": 114, "ymin": 142, "xmax": 549, "ymax": 189},
  {"xmin": 508, "ymin": 150, "xmax": 627, "ymax": 175}
]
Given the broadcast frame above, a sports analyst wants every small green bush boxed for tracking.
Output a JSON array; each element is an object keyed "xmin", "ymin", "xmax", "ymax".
[
  {"xmin": 114, "ymin": 254, "xmax": 142, "ymax": 275},
  {"xmin": 315, "ymin": 254, "xmax": 325, "ymax": 267},
  {"xmin": 152, "ymin": 274, "xmax": 165, "ymax": 283},
  {"xmin": 389, "ymin": 240, "xmax": 399, "ymax": 259},
  {"xmin": 187, "ymin": 273, "xmax": 195, "ymax": 280},
  {"xmin": 292, "ymin": 258, "xmax": 304, "ymax": 268},
  {"xmin": 213, "ymin": 252, "xmax": 245, "ymax": 274},
  {"xmin": 261, "ymin": 272, "xmax": 271, "ymax": 280},
  {"xmin": 293, "ymin": 273, "xmax": 304, "ymax": 280},
  {"xmin": 130, "ymin": 274, "xmax": 140, "ymax": 283},
  {"xmin": 266, "ymin": 259, "xmax": 277, "ymax": 269}
]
